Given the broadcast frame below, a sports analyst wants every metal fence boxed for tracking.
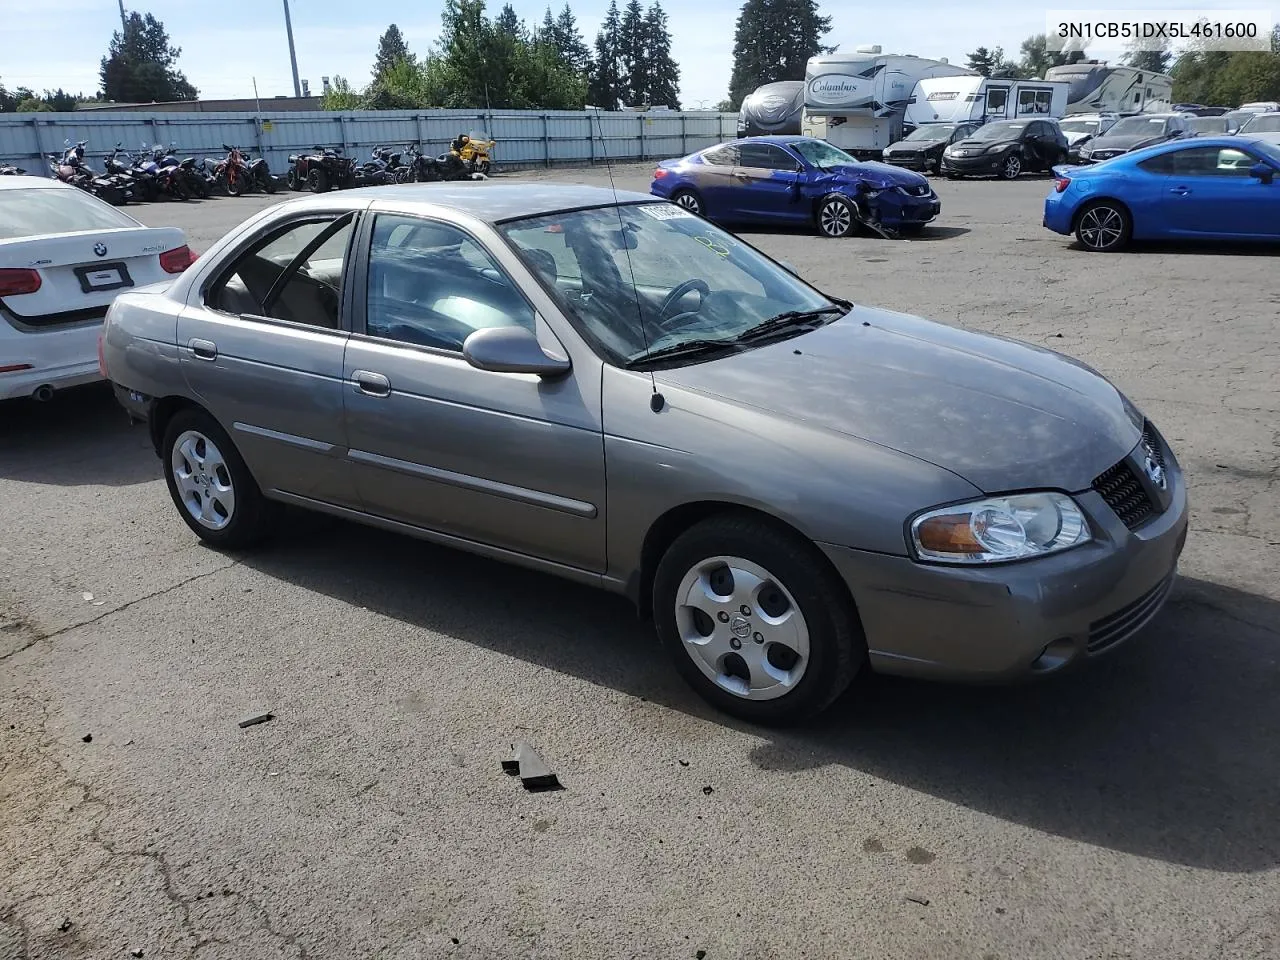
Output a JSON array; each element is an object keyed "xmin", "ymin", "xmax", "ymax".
[{"xmin": 0, "ymin": 108, "xmax": 738, "ymax": 177}]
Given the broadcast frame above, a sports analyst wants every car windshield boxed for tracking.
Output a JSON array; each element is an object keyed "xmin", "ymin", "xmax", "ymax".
[
  {"xmin": 970, "ymin": 121, "xmax": 1027, "ymax": 140},
  {"xmin": 904, "ymin": 124, "xmax": 958, "ymax": 140},
  {"xmin": 789, "ymin": 139, "xmax": 857, "ymax": 167},
  {"xmin": 1187, "ymin": 117, "xmax": 1228, "ymax": 134},
  {"xmin": 1059, "ymin": 120, "xmax": 1099, "ymax": 134},
  {"xmin": 500, "ymin": 203, "xmax": 839, "ymax": 367},
  {"xmin": 0, "ymin": 187, "xmax": 139, "ymax": 240},
  {"xmin": 1241, "ymin": 114, "xmax": 1280, "ymax": 133},
  {"xmin": 1254, "ymin": 140, "xmax": 1280, "ymax": 164},
  {"xmin": 1107, "ymin": 116, "xmax": 1168, "ymax": 137}
]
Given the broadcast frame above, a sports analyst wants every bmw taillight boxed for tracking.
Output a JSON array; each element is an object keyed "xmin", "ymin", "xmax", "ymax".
[
  {"xmin": 653, "ymin": 168, "xmax": 668, "ymax": 178},
  {"xmin": 1054, "ymin": 177, "xmax": 1071, "ymax": 193},
  {"xmin": 0, "ymin": 268, "xmax": 42, "ymax": 297},
  {"xmin": 159, "ymin": 245, "xmax": 197, "ymax": 274}
]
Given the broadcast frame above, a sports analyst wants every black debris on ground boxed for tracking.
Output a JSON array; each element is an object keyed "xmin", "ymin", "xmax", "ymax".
[
  {"xmin": 81, "ymin": 734, "xmax": 92, "ymax": 743},
  {"xmin": 238, "ymin": 711, "xmax": 273, "ymax": 729}
]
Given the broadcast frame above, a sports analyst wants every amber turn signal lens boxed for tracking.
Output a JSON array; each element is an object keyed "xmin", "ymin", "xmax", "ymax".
[{"xmin": 915, "ymin": 514, "xmax": 985, "ymax": 554}]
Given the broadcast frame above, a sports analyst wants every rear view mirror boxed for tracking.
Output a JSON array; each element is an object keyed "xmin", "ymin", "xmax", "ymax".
[
  {"xmin": 463, "ymin": 326, "xmax": 571, "ymax": 378},
  {"xmin": 1250, "ymin": 162, "xmax": 1274, "ymax": 183}
]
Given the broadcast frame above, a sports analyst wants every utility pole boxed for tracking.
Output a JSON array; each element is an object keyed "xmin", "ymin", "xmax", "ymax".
[
  {"xmin": 282, "ymin": 0, "xmax": 301, "ymax": 98},
  {"xmin": 117, "ymin": 0, "xmax": 128, "ymax": 35}
]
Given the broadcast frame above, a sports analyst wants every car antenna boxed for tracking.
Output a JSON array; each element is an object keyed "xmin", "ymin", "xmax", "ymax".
[{"xmin": 591, "ymin": 107, "xmax": 664, "ymax": 412}]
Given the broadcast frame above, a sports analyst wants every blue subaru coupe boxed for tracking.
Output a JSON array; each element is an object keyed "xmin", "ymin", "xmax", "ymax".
[
  {"xmin": 649, "ymin": 136, "xmax": 940, "ymax": 238},
  {"xmin": 1043, "ymin": 135, "xmax": 1280, "ymax": 252}
]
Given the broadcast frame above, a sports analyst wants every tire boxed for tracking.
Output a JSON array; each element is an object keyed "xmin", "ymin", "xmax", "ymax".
[
  {"xmin": 998, "ymin": 152, "xmax": 1022, "ymax": 180},
  {"xmin": 226, "ymin": 169, "xmax": 247, "ymax": 197},
  {"xmin": 287, "ymin": 167, "xmax": 301, "ymax": 191},
  {"xmin": 1074, "ymin": 200, "xmax": 1132, "ymax": 252},
  {"xmin": 816, "ymin": 195, "xmax": 856, "ymax": 238},
  {"xmin": 172, "ymin": 176, "xmax": 192, "ymax": 201},
  {"xmin": 669, "ymin": 188, "xmax": 704, "ymax": 217},
  {"xmin": 162, "ymin": 408, "xmax": 274, "ymax": 549},
  {"xmin": 652, "ymin": 514, "xmax": 865, "ymax": 724},
  {"xmin": 259, "ymin": 170, "xmax": 277, "ymax": 194},
  {"xmin": 308, "ymin": 167, "xmax": 330, "ymax": 193},
  {"xmin": 478, "ymin": 160, "xmax": 491, "ymax": 175}
]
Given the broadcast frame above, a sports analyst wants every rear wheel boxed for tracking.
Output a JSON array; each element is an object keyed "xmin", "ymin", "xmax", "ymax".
[
  {"xmin": 226, "ymin": 169, "xmax": 247, "ymax": 197},
  {"xmin": 162, "ymin": 408, "xmax": 273, "ymax": 549},
  {"xmin": 258, "ymin": 169, "xmax": 277, "ymax": 194},
  {"xmin": 670, "ymin": 188, "xmax": 703, "ymax": 217},
  {"xmin": 653, "ymin": 515, "xmax": 865, "ymax": 724},
  {"xmin": 308, "ymin": 167, "xmax": 330, "ymax": 193},
  {"xmin": 1074, "ymin": 200, "xmax": 1132, "ymax": 252},
  {"xmin": 817, "ymin": 195, "xmax": 855, "ymax": 238}
]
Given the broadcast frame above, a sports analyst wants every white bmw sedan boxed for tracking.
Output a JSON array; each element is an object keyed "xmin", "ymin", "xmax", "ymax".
[{"xmin": 0, "ymin": 175, "xmax": 194, "ymax": 402}]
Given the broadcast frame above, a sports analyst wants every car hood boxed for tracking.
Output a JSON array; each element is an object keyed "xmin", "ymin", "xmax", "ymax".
[
  {"xmin": 887, "ymin": 138, "xmax": 946, "ymax": 150},
  {"xmin": 1091, "ymin": 133, "xmax": 1166, "ymax": 150},
  {"xmin": 952, "ymin": 137, "xmax": 1017, "ymax": 150},
  {"xmin": 821, "ymin": 161, "xmax": 928, "ymax": 188},
  {"xmin": 656, "ymin": 306, "xmax": 1140, "ymax": 493},
  {"xmin": 1063, "ymin": 130, "xmax": 1093, "ymax": 145}
]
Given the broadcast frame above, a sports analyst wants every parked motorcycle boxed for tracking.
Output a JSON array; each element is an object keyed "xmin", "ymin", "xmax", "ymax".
[
  {"xmin": 400, "ymin": 143, "xmax": 441, "ymax": 182},
  {"xmin": 0, "ymin": 162, "xmax": 27, "ymax": 176},
  {"xmin": 135, "ymin": 142, "xmax": 191, "ymax": 201},
  {"xmin": 288, "ymin": 145, "xmax": 356, "ymax": 192},
  {"xmin": 50, "ymin": 141, "xmax": 130, "ymax": 205},
  {"xmin": 353, "ymin": 146, "xmax": 395, "ymax": 187},
  {"xmin": 238, "ymin": 147, "xmax": 276, "ymax": 194},
  {"xmin": 105, "ymin": 144, "xmax": 159, "ymax": 202},
  {"xmin": 219, "ymin": 144, "xmax": 255, "ymax": 197},
  {"xmin": 452, "ymin": 133, "xmax": 494, "ymax": 176}
]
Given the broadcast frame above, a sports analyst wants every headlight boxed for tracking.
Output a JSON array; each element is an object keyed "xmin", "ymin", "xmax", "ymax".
[
  {"xmin": 943, "ymin": 146, "xmax": 956, "ymax": 156},
  {"xmin": 984, "ymin": 143, "xmax": 1008, "ymax": 154},
  {"xmin": 910, "ymin": 493, "xmax": 1090, "ymax": 564}
]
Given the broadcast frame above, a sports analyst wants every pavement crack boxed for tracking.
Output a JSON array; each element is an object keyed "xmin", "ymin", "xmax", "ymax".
[{"xmin": 0, "ymin": 562, "xmax": 239, "ymax": 662}]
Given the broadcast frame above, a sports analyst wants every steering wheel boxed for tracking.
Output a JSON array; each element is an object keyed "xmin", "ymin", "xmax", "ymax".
[{"xmin": 658, "ymin": 278, "xmax": 711, "ymax": 329}]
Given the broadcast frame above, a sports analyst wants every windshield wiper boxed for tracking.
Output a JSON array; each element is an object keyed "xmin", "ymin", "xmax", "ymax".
[
  {"xmin": 625, "ymin": 338, "xmax": 742, "ymax": 368},
  {"xmin": 730, "ymin": 304, "xmax": 847, "ymax": 344}
]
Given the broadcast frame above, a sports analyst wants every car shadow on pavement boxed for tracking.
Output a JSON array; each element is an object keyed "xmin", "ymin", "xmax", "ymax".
[
  {"xmin": 242, "ymin": 517, "xmax": 1279, "ymax": 875},
  {"xmin": 1069, "ymin": 239, "xmax": 1280, "ymax": 256},
  {"xmin": 0, "ymin": 383, "xmax": 157, "ymax": 486}
]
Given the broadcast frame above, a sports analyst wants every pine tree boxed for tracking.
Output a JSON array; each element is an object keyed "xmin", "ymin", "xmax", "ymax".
[
  {"xmin": 587, "ymin": 0, "xmax": 624, "ymax": 108},
  {"xmin": 553, "ymin": 4, "xmax": 591, "ymax": 73},
  {"xmin": 618, "ymin": 0, "xmax": 647, "ymax": 105},
  {"xmin": 727, "ymin": 0, "xmax": 831, "ymax": 109},
  {"xmin": 99, "ymin": 11, "xmax": 196, "ymax": 103},
  {"xmin": 643, "ymin": 3, "xmax": 680, "ymax": 108},
  {"xmin": 494, "ymin": 4, "xmax": 526, "ymax": 40},
  {"xmin": 373, "ymin": 24, "xmax": 414, "ymax": 81}
]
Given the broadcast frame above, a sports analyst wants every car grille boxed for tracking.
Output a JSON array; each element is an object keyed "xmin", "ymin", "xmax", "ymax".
[
  {"xmin": 1091, "ymin": 424, "xmax": 1167, "ymax": 530},
  {"xmin": 1088, "ymin": 574, "xmax": 1175, "ymax": 653},
  {"xmin": 1090, "ymin": 149, "xmax": 1122, "ymax": 160},
  {"xmin": 902, "ymin": 183, "xmax": 931, "ymax": 196}
]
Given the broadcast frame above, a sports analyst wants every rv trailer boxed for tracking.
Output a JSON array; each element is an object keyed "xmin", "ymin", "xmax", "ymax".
[
  {"xmin": 737, "ymin": 81, "xmax": 806, "ymax": 137},
  {"xmin": 1044, "ymin": 62, "xmax": 1173, "ymax": 115},
  {"xmin": 905, "ymin": 76, "xmax": 1070, "ymax": 126},
  {"xmin": 801, "ymin": 46, "xmax": 975, "ymax": 158}
]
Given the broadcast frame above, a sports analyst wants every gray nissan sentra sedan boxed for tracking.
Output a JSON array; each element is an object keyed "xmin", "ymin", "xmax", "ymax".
[{"xmin": 101, "ymin": 184, "xmax": 1188, "ymax": 724}]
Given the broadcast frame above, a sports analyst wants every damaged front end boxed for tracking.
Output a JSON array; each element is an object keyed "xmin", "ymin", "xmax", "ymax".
[{"xmin": 849, "ymin": 180, "xmax": 939, "ymax": 240}]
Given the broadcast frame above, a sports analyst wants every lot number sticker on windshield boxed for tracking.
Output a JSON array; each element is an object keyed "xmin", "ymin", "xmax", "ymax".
[{"xmin": 641, "ymin": 204, "xmax": 695, "ymax": 220}]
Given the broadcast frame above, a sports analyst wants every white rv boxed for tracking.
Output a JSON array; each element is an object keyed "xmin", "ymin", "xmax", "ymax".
[
  {"xmin": 1044, "ymin": 62, "xmax": 1173, "ymax": 115},
  {"xmin": 801, "ymin": 46, "xmax": 975, "ymax": 158},
  {"xmin": 905, "ymin": 76, "xmax": 1070, "ymax": 126}
]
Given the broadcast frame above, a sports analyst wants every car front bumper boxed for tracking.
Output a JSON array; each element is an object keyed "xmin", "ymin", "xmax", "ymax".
[
  {"xmin": 882, "ymin": 153, "xmax": 934, "ymax": 172},
  {"xmin": 866, "ymin": 191, "xmax": 940, "ymax": 226},
  {"xmin": 941, "ymin": 151, "xmax": 1009, "ymax": 175},
  {"xmin": 818, "ymin": 440, "xmax": 1189, "ymax": 681}
]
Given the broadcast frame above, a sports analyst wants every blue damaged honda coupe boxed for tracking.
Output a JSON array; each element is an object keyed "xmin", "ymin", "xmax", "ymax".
[{"xmin": 649, "ymin": 136, "xmax": 940, "ymax": 238}]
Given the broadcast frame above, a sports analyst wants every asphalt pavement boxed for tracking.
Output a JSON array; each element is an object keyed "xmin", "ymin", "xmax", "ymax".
[{"xmin": 1, "ymin": 166, "xmax": 1277, "ymax": 960}]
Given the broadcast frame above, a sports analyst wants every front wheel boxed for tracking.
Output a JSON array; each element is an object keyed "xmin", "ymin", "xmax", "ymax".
[
  {"xmin": 258, "ymin": 169, "xmax": 277, "ymax": 194},
  {"xmin": 226, "ymin": 169, "xmax": 247, "ymax": 197},
  {"xmin": 1074, "ymin": 200, "xmax": 1132, "ymax": 252},
  {"xmin": 162, "ymin": 409, "xmax": 274, "ymax": 549},
  {"xmin": 669, "ymin": 188, "xmax": 704, "ymax": 217},
  {"xmin": 998, "ymin": 152, "xmax": 1023, "ymax": 180},
  {"xmin": 308, "ymin": 167, "xmax": 329, "ymax": 193},
  {"xmin": 653, "ymin": 515, "xmax": 865, "ymax": 724},
  {"xmin": 816, "ymin": 195, "xmax": 856, "ymax": 238}
]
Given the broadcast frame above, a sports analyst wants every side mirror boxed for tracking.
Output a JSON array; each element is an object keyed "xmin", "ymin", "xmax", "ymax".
[
  {"xmin": 1250, "ymin": 162, "xmax": 1275, "ymax": 183},
  {"xmin": 462, "ymin": 326, "xmax": 571, "ymax": 378}
]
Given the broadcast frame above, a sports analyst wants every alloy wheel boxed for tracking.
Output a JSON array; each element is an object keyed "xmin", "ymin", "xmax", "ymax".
[
  {"xmin": 1001, "ymin": 155, "xmax": 1022, "ymax": 179},
  {"xmin": 819, "ymin": 199, "xmax": 852, "ymax": 237},
  {"xmin": 673, "ymin": 556, "xmax": 810, "ymax": 701},
  {"xmin": 1078, "ymin": 205, "xmax": 1126, "ymax": 250},
  {"xmin": 171, "ymin": 430, "xmax": 236, "ymax": 531},
  {"xmin": 674, "ymin": 192, "xmax": 701, "ymax": 214}
]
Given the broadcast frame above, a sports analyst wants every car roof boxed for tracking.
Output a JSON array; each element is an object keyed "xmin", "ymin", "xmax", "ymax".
[
  {"xmin": 285, "ymin": 182, "xmax": 656, "ymax": 223},
  {"xmin": 725, "ymin": 135, "xmax": 817, "ymax": 147},
  {"xmin": 0, "ymin": 176, "xmax": 68, "ymax": 191}
]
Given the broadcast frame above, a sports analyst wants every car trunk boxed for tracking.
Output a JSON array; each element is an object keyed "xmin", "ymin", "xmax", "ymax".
[{"xmin": 0, "ymin": 226, "xmax": 186, "ymax": 328}]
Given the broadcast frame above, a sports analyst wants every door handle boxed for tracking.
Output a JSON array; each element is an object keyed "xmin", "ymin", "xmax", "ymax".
[
  {"xmin": 189, "ymin": 338, "xmax": 217, "ymax": 360},
  {"xmin": 352, "ymin": 370, "xmax": 390, "ymax": 397},
  {"xmin": 1170, "ymin": 186, "xmax": 1191, "ymax": 196}
]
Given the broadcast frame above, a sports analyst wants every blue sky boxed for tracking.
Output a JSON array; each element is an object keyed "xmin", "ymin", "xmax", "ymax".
[{"xmin": 3, "ymin": 0, "xmax": 1270, "ymax": 106}]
